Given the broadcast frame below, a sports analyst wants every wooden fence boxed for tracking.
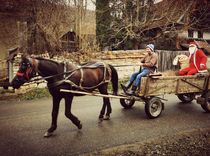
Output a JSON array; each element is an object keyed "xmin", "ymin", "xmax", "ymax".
[
  {"xmin": 0, "ymin": 59, "xmax": 7, "ymax": 80},
  {"xmin": 156, "ymin": 50, "xmax": 188, "ymax": 72},
  {"xmin": 98, "ymin": 50, "xmax": 189, "ymax": 72}
]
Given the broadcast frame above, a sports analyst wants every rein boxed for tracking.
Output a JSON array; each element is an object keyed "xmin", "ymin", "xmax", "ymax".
[{"xmin": 25, "ymin": 68, "xmax": 79, "ymax": 84}]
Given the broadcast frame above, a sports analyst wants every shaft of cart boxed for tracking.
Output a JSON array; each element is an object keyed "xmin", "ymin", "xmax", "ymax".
[{"xmin": 60, "ymin": 89, "xmax": 143, "ymax": 101}]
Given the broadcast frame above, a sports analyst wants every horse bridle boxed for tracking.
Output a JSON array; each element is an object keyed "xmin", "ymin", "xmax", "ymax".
[{"xmin": 16, "ymin": 57, "xmax": 38, "ymax": 81}]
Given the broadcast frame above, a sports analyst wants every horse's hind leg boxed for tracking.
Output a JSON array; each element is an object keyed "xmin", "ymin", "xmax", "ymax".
[
  {"xmin": 102, "ymin": 97, "xmax": 112, "ymax": 120},
  {"xmin": 99, "ymin": 103, "xmax": 106, "ymax": 121},
  {"xmin": 104, "ymin": 99, "xmax": 112, "ymax": 120},
  {"xmin": 44, "ymin": 96, "xmax": 61, "ymax": 137},
  {"xmin": 98, "ymin": 85, "xmax": 112, "ymax": 120},
  {"xmin": 64, "ymin": 95, "xmax": 82, "ymax": 129}
]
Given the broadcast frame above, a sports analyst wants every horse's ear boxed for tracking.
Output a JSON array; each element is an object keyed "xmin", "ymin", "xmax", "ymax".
[
  {"xmin": 22, "ymin": 53, "xmax": 32, "ymax": 59},
  {"xmin": 21, "ymin": 54, "xmax": 31, "ymax": 63},
  {"xmin": 21, "ymin": 53, "xmax": 27, "ymax": 59}
]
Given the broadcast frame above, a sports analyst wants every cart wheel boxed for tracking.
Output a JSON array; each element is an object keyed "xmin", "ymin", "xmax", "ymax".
[
  {"xmin": 120, "ymin": 98, "xmax": 135, "ymax": 109},
  {"xmin": 177, "ymin": 93, "xmax": 195, "ymax": 103},
  {"xmin": 145, "ymin": 97, "xmax": 163, "ymax": 119},
  {"xmin": 201, "ymin": 92, "xmax": 210, "ymax": 113},
  {"xmin": 3, "ymin": 86, "xmax": 8, "ymax": 90}
]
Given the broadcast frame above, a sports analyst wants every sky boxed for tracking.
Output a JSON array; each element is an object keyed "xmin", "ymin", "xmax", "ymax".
[
  {"xmin": 71, "ymin": 0, "xmax": 163, "ymax": 11},
  {"xmin": 67, "ymin": 0, "xmax": 95, "ymax": 10},
  {"xmin": 86, "ymin": 0, "xmax": 95, "ymax": 10}
]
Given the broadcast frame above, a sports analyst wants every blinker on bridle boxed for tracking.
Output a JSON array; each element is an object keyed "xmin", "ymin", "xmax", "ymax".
[{"xmin": 16, "ymin": 58, "xmax": 37, "ymax": 81}]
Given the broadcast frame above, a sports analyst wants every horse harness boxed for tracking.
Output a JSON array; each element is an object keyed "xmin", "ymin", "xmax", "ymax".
[
  {"xmin": 48, "ymin": 62, "xmax": 112, "ymax": 91},
  {"xmin": 66, "ymin": 62, "xmax": 111, "ymax": 90}
]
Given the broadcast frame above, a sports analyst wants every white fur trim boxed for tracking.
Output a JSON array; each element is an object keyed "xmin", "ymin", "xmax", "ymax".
[{"xmin": 193, "ymin": 50, "xmax": 200, "ymax": 72}]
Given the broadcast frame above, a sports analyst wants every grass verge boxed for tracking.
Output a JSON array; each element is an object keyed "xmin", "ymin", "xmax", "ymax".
[{"xmin": 20, "ymin": 88, "xmax": 51, "ymax": 100}]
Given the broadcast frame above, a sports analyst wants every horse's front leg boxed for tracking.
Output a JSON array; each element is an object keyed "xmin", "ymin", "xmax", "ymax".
[
  {"xmin": 64, "ymin": 95, "xmax": 82, "ymax": 129},
  {"xmin": 44, "ymin": 96, "xmax": 61, "ymax": 137}
]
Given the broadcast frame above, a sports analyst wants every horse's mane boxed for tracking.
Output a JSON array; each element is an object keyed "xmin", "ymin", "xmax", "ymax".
[
  {"xmin": 80, "ymin": 61, "xmax": 97, "ymax": 66},
  {"xmin": 35, "ymin": 57, "xmax": 61, "ymax": 66}
]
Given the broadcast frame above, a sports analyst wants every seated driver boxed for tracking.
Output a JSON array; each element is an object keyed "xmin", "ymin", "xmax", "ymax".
[{"xmin": 121, "ymin": 44, "xmax": 158, "ymax": 95}]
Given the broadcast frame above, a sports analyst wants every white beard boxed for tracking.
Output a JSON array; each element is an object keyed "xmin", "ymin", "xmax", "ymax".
[{"xmin": 189, "ymin": 47, "xmax": 197, "ymax": 54}]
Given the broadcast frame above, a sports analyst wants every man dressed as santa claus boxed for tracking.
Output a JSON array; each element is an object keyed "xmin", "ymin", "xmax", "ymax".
[{"xmin": 179, "ymin": 41, "xmax": 208, "ymax": 76}]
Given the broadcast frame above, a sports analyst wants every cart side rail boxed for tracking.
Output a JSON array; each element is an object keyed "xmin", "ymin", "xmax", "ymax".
[{"xmin": 139, "ymin": 75, "xmax": 209, "ymax": 96}]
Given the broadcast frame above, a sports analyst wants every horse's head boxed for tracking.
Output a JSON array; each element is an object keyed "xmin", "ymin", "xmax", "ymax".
[{"xmin": 11, "ymin": 55, "xmax": 37, "ymax": 89}]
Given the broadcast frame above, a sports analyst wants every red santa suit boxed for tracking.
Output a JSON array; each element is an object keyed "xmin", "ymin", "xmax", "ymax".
[{"xmin": 179, "ymin": 42, "xmax": 208, "ymax": 76}]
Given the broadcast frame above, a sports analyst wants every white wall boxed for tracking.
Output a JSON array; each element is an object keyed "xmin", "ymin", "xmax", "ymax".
[
  {"xmin": 193, "ymin": 31, "xmax": 198, "ymax": 38},
  {"xmin": 178, "ymin": 30, "xmax": 210, "ymax": 40},
  {"xmin": 154, "ymin": 0, "xmax": 163, "ymax": 4},
  {"xmin": 203, "ymin": 32, "xmax": 210, "ymax": 40}
]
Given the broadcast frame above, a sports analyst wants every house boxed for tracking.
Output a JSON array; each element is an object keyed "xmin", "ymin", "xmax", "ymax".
[
  {"xmin": 141, "ymin": 0, "xmax": 210, "ymax": 51},
  {"xmin": 60, "ymin": 30, "xmax": 78, "ymax": 52},
  {"xmin": 59, "ymin": 9, "xmax": 96, "ymax": 51},
  {"xmin": 0, "ymin": 1, "xmax": 26, "ymax": 59},
  {"xmin": 0, "ymin": 1, "xmax": 96, "ymax": 59}
]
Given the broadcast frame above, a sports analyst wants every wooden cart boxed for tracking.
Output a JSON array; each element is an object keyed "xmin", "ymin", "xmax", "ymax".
[
  {"xmin": 120, "ymin": 73, "xmax": 210, "ymax": 118},
  {"xmin": 61, "ymin": 72, "xmax": 210, "ymax": 119}
]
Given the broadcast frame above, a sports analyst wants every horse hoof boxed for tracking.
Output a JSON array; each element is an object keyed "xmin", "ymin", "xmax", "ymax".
[
  {"xmin": 44, "ymin": 131, "xmax": 53, "ymax": 137},
  {"xmin": 77, "ymin": 123, "xmax": 82, "ymax": 129},
  {"xmin": 103, "ymin": 115, "xmax": 110, "ymax": 120},
  {"xmin": 98, "ymin": 117, "xmax": 103, "ymax": 122}
]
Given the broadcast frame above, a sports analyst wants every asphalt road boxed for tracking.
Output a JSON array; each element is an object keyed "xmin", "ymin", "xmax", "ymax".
[{"xmin": 0, "ymin": 95, "xmax": 210, "ymax": 156}]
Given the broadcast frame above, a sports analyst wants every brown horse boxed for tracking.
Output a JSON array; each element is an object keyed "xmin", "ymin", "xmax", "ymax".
[{"xmin": 11, "ymin": 55, "xmax": 118, "ymax": 137}]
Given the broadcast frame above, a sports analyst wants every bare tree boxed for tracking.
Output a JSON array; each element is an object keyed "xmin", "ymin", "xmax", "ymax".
[
  {"xmin": 26, "ymin": 0, "xmax": 77, "ymax": 54},
  {"xmin": 96, "ymin": 0, "xmax": 210, "ymax": 50}
]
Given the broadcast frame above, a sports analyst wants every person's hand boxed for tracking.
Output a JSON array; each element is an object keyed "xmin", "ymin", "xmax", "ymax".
[
  {"xmin": 200, "ymin": 64, "xmax": 205, "ymax": 69},
  {"xmin": 139, "ymin": 62, "xmax": 143, "ymax": 66}
]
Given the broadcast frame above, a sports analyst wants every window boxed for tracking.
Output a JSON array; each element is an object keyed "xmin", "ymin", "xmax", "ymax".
[
  {"xmin": 198, "ymin": 31, "xmax": 203, "ymax": 38},
  {"xmin": 188, "ymin": 29, "xmax": 193, "ymax": 38}
]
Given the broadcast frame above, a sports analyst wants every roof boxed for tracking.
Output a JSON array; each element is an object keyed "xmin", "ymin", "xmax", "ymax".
[
  {"xmin": 0, "ymin": 0, "xmax": 32, "ymax": 16},
  {"xmin": 142, "ymin": 0, "xmax": 194, "ymax": 30},
  {"xmin": 195, "ymin": 40, "xmax": 210, "ymax": 54}
]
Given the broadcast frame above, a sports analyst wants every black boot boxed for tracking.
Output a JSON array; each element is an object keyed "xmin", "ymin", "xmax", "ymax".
[
  {"xmin": 127, "ymin": 86, "xmax": 137, "ymax": 95},
  {"xmin": 121, "ymin": 81, "xmax": 133, "ymax": 93}
]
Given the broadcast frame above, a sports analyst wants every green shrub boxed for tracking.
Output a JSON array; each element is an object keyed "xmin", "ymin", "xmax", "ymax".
[{"xmin": 21, "ymin": 88, "xmax": 50, "ymax": 100}]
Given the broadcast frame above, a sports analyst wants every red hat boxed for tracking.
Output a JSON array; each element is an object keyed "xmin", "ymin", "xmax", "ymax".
[{"xmin": 189, "ymin": 41, "xmax": 197, "ymax": 47}]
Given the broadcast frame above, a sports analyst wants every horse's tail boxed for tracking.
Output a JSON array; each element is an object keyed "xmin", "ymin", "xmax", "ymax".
[{"xmin": 109, "ymin": 64, "xmax": 118, "ymax": 95}]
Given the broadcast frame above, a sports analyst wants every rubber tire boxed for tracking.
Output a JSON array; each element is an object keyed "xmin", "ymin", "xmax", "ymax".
[
  {"xmin": 3, "ymin": 86, "xmax": 8, "ymax": 89},
  {"xmin": 177, "ymin": 93, "xmax": 195, "ymax": 103},
  {"xmin": 201, "ymin": 92, "xmax": 210, "ymax": 113},
  {"xmin": 145, "ymin": 97, "xmax": 163, "ymax": 119},
  {"xmin": 120, "ymin": 98, "xmax": 135, "ymax": 109}
]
